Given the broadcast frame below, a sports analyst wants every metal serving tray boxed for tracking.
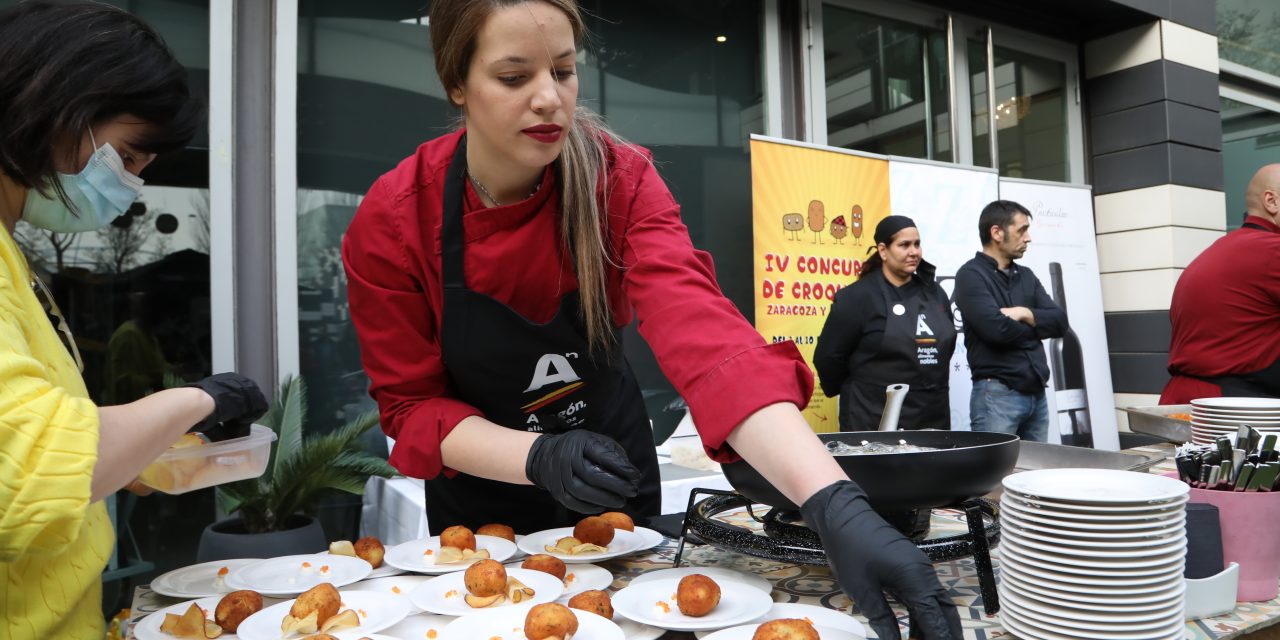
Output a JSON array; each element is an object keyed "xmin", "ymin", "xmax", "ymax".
[
  {"xmin": 1013, "ymin": 440, "xmax": 1169, "ymax": 474},
  {"xmin": 1121, "ymin": 404, "xmax": 1193, "ymax": 444}
]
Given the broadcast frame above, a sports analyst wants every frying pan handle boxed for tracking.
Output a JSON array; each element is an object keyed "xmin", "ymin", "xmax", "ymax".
[{"xmin": 878, "ymin": 384, "xmax": 910, "ymax": 431}]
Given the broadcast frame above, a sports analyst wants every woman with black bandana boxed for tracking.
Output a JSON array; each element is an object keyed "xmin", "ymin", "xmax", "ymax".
[{"xmin": 815, "ymin": 216, "xmax": 958, "ymax": 432}]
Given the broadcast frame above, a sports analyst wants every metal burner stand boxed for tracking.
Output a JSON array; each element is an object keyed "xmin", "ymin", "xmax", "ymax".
[{"xmin": 673, "ymin": 488, "xmax": 1002, "ymax": 615}]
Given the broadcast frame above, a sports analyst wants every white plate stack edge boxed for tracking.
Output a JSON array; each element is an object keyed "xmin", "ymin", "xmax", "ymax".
[
  {"xmin": 997, "ymin": 468, "xmax": 1189, "ymax": 640},
  {"xmin": 1189, "ymin": 397, "xmax": 1280, "ymax": 446}
]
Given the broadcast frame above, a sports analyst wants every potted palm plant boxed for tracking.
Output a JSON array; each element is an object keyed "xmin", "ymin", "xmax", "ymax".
[{"xmin": 196, "ymin": 375, "xmax": 397, "ymax": 562}]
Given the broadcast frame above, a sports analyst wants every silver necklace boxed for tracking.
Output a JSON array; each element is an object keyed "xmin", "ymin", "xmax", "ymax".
[{"xmin": 467, "ymin": 169, "xmax": 540, "ymax": 207}]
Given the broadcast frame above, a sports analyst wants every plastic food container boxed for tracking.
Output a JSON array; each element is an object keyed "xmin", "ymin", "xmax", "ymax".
[{"xmin": 138, "ymin": 424, "xmax": 276, "ymax": 494}]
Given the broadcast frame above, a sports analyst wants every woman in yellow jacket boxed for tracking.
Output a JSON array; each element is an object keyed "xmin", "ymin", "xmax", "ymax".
[{"xmin": 0, "ymin": 3, "xmax": 268, "ymax": 637}]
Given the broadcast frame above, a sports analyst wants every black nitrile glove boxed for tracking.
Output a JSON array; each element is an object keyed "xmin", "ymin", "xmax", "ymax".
[
  {"xmin": 801, "ymin": 481, "xmax": 962, "ymax": 640},
  {"xmin": 525, "ymin": 430, "xmax": 641, "ymax": 513},
  {"xmin": 187, "ymin": 373, "xmax": 268, "ymax": 439}
]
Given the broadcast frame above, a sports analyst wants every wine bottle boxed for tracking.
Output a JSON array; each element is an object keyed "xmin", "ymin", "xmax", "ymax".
[{"xmin": 1049, "ymin": 262, "xmax": 1094, "ymax": 448}]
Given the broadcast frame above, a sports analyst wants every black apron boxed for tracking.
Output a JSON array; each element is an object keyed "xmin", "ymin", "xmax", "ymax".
[
  {"xmin": 427, "ymin": 137, "xmax": 661, "ymax": 535},
  {"xmin": 1178, "ymin": 220, "xmax": 1280, "ymax": 399},
  {"xmin": 840, "ymin": 272, "xmax": 957, "ymax": 431}
]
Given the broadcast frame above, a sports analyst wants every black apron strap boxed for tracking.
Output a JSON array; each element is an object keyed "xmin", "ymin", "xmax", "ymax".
[{"xmin": 441, "ymin": 135, "xmax": 469, "ymax": 290}]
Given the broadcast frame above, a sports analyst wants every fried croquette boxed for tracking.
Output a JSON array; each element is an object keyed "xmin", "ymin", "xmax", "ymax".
[
  {"xmin": 464, "ymin": 559, "xmax": 508, "ymax": 597},
  {"xmin": 752, "ymin": 618, "xmax": 820, "ymax": 640},
  {"xmin": 353, "ymin": 536, "xmax": 385, "ymax": 568},
  {"xmin": 573, "ymin": 516, "xmax": 615, "ymax": 547},
  {"xmin": 476, "ymin": 523, "xmax": 516, "ymax": 542},
  {"xmin": 440, "ymin": 525, "xmax": 477, "ymax": 551},
  {"xmin": 214, "ymin": 589, "xmax": 262, "ymax": 633},
  {"xmin": 520, "ymin": 554, "xmax": 568, "ymax": 581},
  {"xmin": 676, "ymin": 574, "xmax": 721, "ymax": 617},
  {"xmin": 523, "ymin": 602, "xmax": 580, "ymax": 640},
  {"xmin": 567, "ymin": 589, "xmax": 613, "ymax": 619},
  {"xmin": 598, "ymin": 511, "xmax": 635, "ymax": 532}
]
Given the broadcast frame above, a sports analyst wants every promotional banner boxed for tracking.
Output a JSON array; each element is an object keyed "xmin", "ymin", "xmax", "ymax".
[
  {"xmin": 886, "ymin": 158, "xmax": 1000, "ymax": 432},
  {"xmin": 750, "ymin": 136, "xmax": 890, "ymax": 431},
  {"xmin": 997, "ymin": 178, "xmax": 1119, "ymax": 450},
  {"xmin": 749, "ymin": 138, "xmax": 1118, "ymax": 449}
]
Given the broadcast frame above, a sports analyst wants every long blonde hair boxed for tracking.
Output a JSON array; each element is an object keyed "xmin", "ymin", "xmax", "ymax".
[{"xmin": 430, "ymin": 0, "xmax": 630, "ymax": 355}]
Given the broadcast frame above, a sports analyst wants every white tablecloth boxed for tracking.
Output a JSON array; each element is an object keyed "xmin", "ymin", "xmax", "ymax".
[{"xmin": 360, "ymin": 464, "xmax": 732, "ymax": 546}]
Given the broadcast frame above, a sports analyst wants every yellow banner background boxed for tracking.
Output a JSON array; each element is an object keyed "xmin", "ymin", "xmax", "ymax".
[{"xmin": 750, "ymin": 139, "xmax": 891, "ymax": 431}]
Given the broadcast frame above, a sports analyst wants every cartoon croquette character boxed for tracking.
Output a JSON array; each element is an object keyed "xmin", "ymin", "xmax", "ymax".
[
  {"xmin": 808, "ymin": 200, "xmax": 825, "ymax": 244},
  {"xmin": 782, "ymin": 213, "xmax": 803, "ymax": 241},
  {"xmin": 830, "ymin": 215, "xmax": 848, "ymax": 243},
  {"xmin": 850, "ymin": 204, "xmax": 864, "ymax": 245}
]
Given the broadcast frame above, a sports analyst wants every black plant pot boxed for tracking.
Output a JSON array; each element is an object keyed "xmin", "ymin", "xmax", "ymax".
[{"xmin": 197, "ymin": 514, "xmax": 327, "ymax": 563}]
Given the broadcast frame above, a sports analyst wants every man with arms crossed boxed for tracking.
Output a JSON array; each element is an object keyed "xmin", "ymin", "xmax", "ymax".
[{"xmin": 954, "ymin": 200, "xmax": 1068, "ymax": 441}]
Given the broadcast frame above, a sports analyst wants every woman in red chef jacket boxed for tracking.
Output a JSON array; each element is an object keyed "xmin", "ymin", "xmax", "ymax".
[{"xmin": 342, "ymin": 1, "xmax": 960, "ymax": 638}]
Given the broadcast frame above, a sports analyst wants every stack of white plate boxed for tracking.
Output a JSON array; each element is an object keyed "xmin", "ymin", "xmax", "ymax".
[
  {"xmin": 997, "ymin": 469, "xmax": 1189, "ymax": 640},
  {"xmin": 1190, "ymin": 397, "xmax": 1280, "ymax": 445}
]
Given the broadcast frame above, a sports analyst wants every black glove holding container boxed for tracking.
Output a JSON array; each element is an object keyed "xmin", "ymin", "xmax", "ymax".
[
  {"xmin": 186, "ymin": 372, "xmax": 269, "ymax": 441},
  {"xmin": 526, "ymin": 429, "xmax": 640, "ymax": 513},
  {"xmin": 801, "ymin": 480, "xmax": 962, "ymax": 640}
]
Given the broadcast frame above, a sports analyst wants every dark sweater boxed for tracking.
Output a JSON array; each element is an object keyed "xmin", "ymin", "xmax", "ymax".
[{"xmin": 953, "ymin": 252, "xmax": 1067, "ymax": 393}]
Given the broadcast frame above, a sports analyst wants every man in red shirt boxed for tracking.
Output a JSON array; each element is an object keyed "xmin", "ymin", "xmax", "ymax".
[{"xmin": 1162, "ymin": 164, "xmax": 1280, "ymax": 404}]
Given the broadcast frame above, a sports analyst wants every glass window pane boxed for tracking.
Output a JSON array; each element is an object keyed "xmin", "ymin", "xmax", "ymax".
[
  {"xmin": 1218, "ymin": 0, "xmax": 1280, "ymax": 77},
  {"xmin": 1221, "ymin": 96, "xmax": 1280, "ymax": 230},
  {"xmin": 968, "ymin": 38, "xmax": 1068, "ymax": 181},
  {"xmin": 822, "ymin": 4, "xmax": 951, "ymax": 161},
  {"xmin": 969, "ymin": 38, "xmax": 992, "ymax": 169}
]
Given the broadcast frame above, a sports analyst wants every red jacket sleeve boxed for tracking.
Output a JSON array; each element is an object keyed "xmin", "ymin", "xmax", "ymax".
[
  {"xmin": 342, "ymin": 176, "xmax": 481, "ymax": 479},
  {"xmin": 611, "ymin": 154, "xmax": 814, "ymax": 463}
]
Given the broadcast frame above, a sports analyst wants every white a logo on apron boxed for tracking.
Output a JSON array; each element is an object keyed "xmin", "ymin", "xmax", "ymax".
[
  {"xmin": 916, "ymin": 314, "xmax": 934, "ymax": 336},
  {"xmin": 524, "ymin": 353, "xmax": 583, "ymax": 392}
]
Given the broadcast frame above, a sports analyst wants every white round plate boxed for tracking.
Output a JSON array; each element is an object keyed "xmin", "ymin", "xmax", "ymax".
[
  {"xmin": 506, "ymin": 561, "xmax": 614, "ymax": 599},
  {"xmin": 1003, "ymin": 469, "xmax": 1189, "ymax": 504},
  {"xmin": 627, "ymin": 567, "xmax": 773, "ymax": 595},
  {"xmin": 1001, "ymin": 536, "xmax": 1186, "ymax": 570},
  {"xmin": 1190, "ymin": 416, "xmax": 1280, "ymax": 426},
  {"xmin": 352, "ymin": 574, "xmax": 435, "ymax": 611},
  {"xmin": 1192, "ymin": 397, "xmax": 1280, "ymax": 410},
  {"xmin": 612, "ymin": 577, "xmax": 775, "ymax": 632},
  {"xmin": 702, "ymin": 623, "xmax": 859, "ymax": 640},
  {"xmin": 632, "ymin": 526, "xmax": 666, "ymax": 553},
  {"xmin": 1000, "ymin": 561, "xmax": 1187, "ymax": 602},
  {"xmin": 440, "ymin": 604, "xmax": 624, "ymax": 640},
  {"xmin": 1001, "ymin": 605, "xmax": 1187, "ymax": 640},
  {"xmin": 134, "ymin": 597, "xmax": 233, "ymax": 640},
  {"xmin": 508, "ymin": 534, "xmax": 528, "ymax": 562},
  {"xmin": 1000, "ymin": 588, "xmax": 1184, "ymax": 632},
  {"xmin": 997, "ymin": 554, "xmax": 1183, "ymax": 590},
  {"xmin": 408, "ymin": 567, "xmax": 564, "ymax": 616},
  {"xmin": 325, "ymin": 551, "xmax": 403, "ymax": 579},
  {"xmin": 519, "ymin": 528, "xmax": 645, "ymax": 563},
  {"xmin": 378, "ymin": 611, "xmax": 458, "ymax": 638},
  {"xmin": 1000, "ymin": 496, "xmax": 1184, "ymax": 525},
  {"xmin": 1003, "ymin": 528, "xmax": 1184, "ymax": 557},
  {"xmin": 235, "ymin": 590, "xmax": 410, "ymax": 640},
  {"xmin": 225, "ymin": 554, "xmax": 372, "ymax": 596},
  {"xmin": 151, "ymin": 559, "xmax": 261, "ymax": 598},
  {"xmin": 1002, "ymin": 491, "xmax": 1187, "ymax": 513},
  {"xmin": 694, "ymin": 603, "xmax": 867, "ymax": 639},
  {"xmin": 616, "ymin": 617, "xmax": 667, "ymax": 640},
  {"xmin": 998, "ymin": 542, "xmax": 1186, "ymax": 577},
  {"xmin": 1000, "ymin": 508, "xmax": 1186, "ymax": 541},
  {"xmin": 1003, "ymin": 578, "xmax": 1185, "ymax": 612},
  {"xmin": 384, "ymin": 534, "xmax": 517, "ymax": 574}
]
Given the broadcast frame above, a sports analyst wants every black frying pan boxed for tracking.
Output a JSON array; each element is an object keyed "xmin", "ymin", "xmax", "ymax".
[{"xmin": 722, "ymin": 430, "xmax": 1020, "ymax": 512}]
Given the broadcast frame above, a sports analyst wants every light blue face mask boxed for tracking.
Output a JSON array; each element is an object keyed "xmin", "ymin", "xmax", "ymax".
[{"xmin": 22, "ymin": 130, "xmax": 144, "ymax": 232}]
